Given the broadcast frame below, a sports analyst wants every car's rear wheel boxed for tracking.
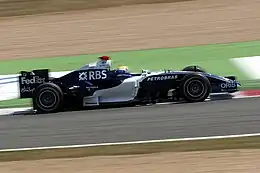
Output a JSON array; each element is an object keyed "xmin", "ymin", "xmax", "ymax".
[
  {"xmin": 180, "ymin": 74, "xmax": 211, "ymax": 102},
  {"xmin": 33, "ymin": 83, "xmax": 64, "ymax": 113}
]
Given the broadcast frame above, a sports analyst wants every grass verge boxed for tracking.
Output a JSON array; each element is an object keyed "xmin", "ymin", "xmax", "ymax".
[
  {"xmin": 2, "ymin": 40, "xmax": 260, "ymax": 80},
  {"xmin": 0, "ymin": 98, "xmax": 31, "ymax": 109},
  {"xmin": 1, "ymin": 136, "xmax": 260, "ymax": 162}
]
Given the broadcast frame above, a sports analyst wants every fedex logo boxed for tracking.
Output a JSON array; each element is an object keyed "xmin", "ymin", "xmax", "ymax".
[
  {"xmin": 79, "ymin": 70, "xmax": 107, "ymax": 81},
  {"xmin": 21, "ymin": 76, "xmax": 45, "ymax": 85}
]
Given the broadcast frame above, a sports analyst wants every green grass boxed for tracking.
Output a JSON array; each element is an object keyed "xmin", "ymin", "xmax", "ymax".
[
  {"xmin": 1, "ymin": 136, "xmax": 260, "ymax": 162},
  {"xmin": 0, "ymin": 99, "xmax": 31, "ymax": 108},
  {"xmin": 2, "ymin": 40, "xmax": 260, "ymax": 80},
  {"xmin": 1, "ymin": 40, "xmax": 260, "ymax": 108}
]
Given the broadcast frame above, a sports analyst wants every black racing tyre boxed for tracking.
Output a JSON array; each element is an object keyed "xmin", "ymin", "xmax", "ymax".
[
  {"xmin": 182, "ymin": 65, "xmax": 206, "ymax": 73},
  {"xmin": 180, "ymin": 73, "xmax": 211, "ymax": 102},
  {"xmin": 33, "ymin": 82, "xmax": 64, "ymax": 113}
]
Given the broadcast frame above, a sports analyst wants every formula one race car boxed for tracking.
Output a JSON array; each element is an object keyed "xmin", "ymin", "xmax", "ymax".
[{"xmin": 18, "ymin": 56, "xmax": 241, "ymax": 113}]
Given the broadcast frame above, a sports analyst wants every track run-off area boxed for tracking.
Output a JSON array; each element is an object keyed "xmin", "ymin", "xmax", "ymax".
[{"xmin": 0, "ymin": 96, "xmax": 260, "ymax": 150}]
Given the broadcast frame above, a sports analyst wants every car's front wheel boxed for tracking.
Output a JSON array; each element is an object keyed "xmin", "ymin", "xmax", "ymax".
[
  {"xmin": 180, "ymin": 74, "xmax": 211, "ymax": 102},
  {"xmin": 33, "ymin": 82, "xmax": 64, "ymax": 113}
]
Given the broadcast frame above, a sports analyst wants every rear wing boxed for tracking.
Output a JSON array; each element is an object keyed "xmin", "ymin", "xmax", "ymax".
[{"xmin": 18, "ymin": 69, "xmax": 49, "ymax": 98}]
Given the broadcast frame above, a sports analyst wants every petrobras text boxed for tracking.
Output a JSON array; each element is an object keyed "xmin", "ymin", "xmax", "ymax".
[
  {"xmin": 147, "ymin": 75, "xmax": 178, "ymax": 81},
  {"xmin": 79, "ymin": 70, "xmax": 107, "ymax": 81},
  {"xmin": 21, "ymin": 76, "xmax": 45, "ymax": 85}
]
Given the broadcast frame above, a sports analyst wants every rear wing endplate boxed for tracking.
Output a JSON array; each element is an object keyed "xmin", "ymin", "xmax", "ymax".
[{"xmin": 18, "ymin": 69, "xmax": 49, "ymax": 98}]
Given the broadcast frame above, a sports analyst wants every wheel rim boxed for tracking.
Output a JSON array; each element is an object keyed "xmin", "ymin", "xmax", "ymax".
[
  {"xmin": 186, "ymin": 79, "xmax": 205, "ymax": 98},
  {"xmin": 38, "ymin": 90, "xmax": 57, "ymax": 109}
]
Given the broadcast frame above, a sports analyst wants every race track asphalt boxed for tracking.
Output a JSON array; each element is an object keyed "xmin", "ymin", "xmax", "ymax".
[{"xmin": 0, "ymin": 97, "xmax": 260, "ymax": 150}]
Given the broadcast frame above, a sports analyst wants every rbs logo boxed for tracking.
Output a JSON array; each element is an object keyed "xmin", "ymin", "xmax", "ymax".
[{"xmin": 79, "ymin": 70, "xmax": 107, "ymax": 81}]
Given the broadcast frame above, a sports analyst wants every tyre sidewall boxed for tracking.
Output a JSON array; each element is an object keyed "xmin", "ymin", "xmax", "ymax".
[
  {"xmin": 181, "ymin": 74, "xmax": 211, "ymax": 102},
  {"xmin": 34, "ymin": 83, "xmax": 64, "ymax": 113}
]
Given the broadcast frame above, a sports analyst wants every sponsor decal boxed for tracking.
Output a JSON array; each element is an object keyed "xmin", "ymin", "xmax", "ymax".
[
  {"xmin": 21, "ymin": 86, "xmax": 35, "ymax": 93},
  {"xmin": 86, "ymin": 86, "xmax": 99, "ymax": 89},
  {"xmin": 220, "ymin": 82, "xmax": 237, "ymax": 89},
  {"xmin": 79, "ymin": 70, "xmax": 107, "ymax": 81},
  {"xmin": 147, "ymin": 75, "xmax": 178, "ymax": 81},
  {"xmin": 21, "ymin": 76, "xmax": 45, "ymax": 85}
]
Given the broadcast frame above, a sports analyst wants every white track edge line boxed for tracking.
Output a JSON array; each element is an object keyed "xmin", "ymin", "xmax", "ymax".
[{"xmin": 1, "ymin": 133, "xmax": 260, "ymax": 152}]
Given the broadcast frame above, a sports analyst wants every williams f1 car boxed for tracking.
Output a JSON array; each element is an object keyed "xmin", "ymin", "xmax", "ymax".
[{"xmin": 18, "ymin": 62, "xmax": 241, "ymax": 113}]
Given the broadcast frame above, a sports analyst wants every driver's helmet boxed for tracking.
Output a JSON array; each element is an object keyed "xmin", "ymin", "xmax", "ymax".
[
  {"xmin": 98, "ymin": 55, "xmax": 110, "ymax": 61},
  {"xmin": 117, "ymin": 65, "xmax": 129, "ymax": 73},
  {"xmin": 96, "ymin": 55, "xmax": 112, "ymax": 69}
]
